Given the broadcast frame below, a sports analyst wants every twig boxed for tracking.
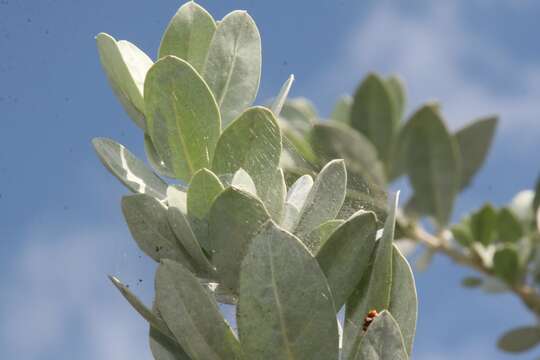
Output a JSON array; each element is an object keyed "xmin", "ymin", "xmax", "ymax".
[{"xmin": 401, "ymin": 217, "xmax": 540, "ymax": 318}]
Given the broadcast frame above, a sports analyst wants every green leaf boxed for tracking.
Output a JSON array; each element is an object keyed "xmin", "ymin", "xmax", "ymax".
[
  {"xmin": 493, "ymin": 245, "xmax": 520, "ymax": 284},
  {"xmin": 303, "ymin": 219, "xmax": 344, "ymax": 254},
  {"xmin": 330, "ymin": 95, "xmax": 352, "ymax": 123},
  {"xmin": 454, "ymin": 116, "xmax": 497, "ymax": 189},
  {"xmin": 167, "ymin": 192, "xmax": 215, "ymax": 276},
  {"xmin": 270, "ymin": 74, "xmax": 295, "ymax": 117},
  {"xmin": 144, "ymin": 134, "xmax": 176, "ymax": 178},
  {"xmin": 187, "ymin": 168, "xmax": 224, "ymax": 220},
  {"xmin": 156, "ymin": 260, "xmax": 242, "ymax": 360},
  {"xmin": 368, "ymin": 193, "xmax": 398, "ymax": 310},
  {"xmin": 166, "ymin": 185, "xmax": 187, "ymax": 213},
  {"xmin": 265, "ymin": 168, "xmax": 287, "ymax": 223},
  {"xmin": 108, "ymin": 275, "xmax": 174, "ymax": 341},
  {"xmin": 316, "ymin": 211, "xmax": 377, "ymax": 310},
  {"xmin": 311, "ymin": 123, "xmax": 386, "ymax": 187},
  {"xmin": 121, "ymin": 194, "xmax": 194, "ymax": 269},
  {"xmin": 470, "ymin": 204, "xmax": 498, "ymax": 246},
  {"xmin": 286, "ymin": 174, "xmax": 314, "ymax": 209},
  {"xmin": 280, "ymin": 123, "xmax": 318, "ymax": 165},
  {"xmin": 281, "ymin": 175, "xmax": 314, "ymax": 230},
  {"xmin": 279, "ymin": 97, "xmax": 317, "ymax": 134},
  {"xmin": 92, "ymin": 138, "xmax": 167, "ymax": 200},
  {"xmin": 343, "ymin": 194, "xmax": 399, "ymax": 358},
  {"xmin": 212, "ymin": 106, "xmax": 282, "ymax": 219},
  {"xmin": 208, "ymin": 188, "xmax": 270, "ymax": 293},
  {"xmin": 145, "ymin": 56, "xmax": 221, "ymax": 182},
  {"xmin": 497, "ymin": 208, "xmax": 523, "ymax": 243},
  {"xmin": 497, "ymin": 326, "xmax": 540, "ymax": 353},
  {"xmin": 350, "ymin": 73, "xmax": 396, "ymax": 162},
  {"xmin": 203, "ymin": 10, "xmax": 261, "ymax": 126},
  {"xmin": 96, "ymin": 33, "xmax": 152, "ymax": 129},
  {"xmin": 386, "ymin": 75, "xmax": 406, "ymax": 123},
  {"xmin": 149, "ymin": 326, "xmax": 191, "ymax": 360},
  {"xmin": 461, "ymin": 276, "xmax": 483, "ymax": 288},
  {"xmin": 400, "ymin": 105, "xmax": 460, "ymax": 226},
  {"xmin": 158, "ymin": 1, "xmax": 216, "ymax": 72},
  {"xmin": 389, "ymin": 245, "xmax": 418, "ymax": 355},
  {"xmin": 168, "ymin": 184, "xmax": 213, "ymax": 261},
  {"xmin": 350, "ymin": 311, "xmax": 408, "ymax": 360},
  {"xmin": 231, "ymin": 168, "xmax": 257, "ymax": 196},
  {"xmin": 237, "ymin": 221, "xmax": 339, "ymax": 360},
  {"xmin": 451, "ymin": 218, "xmax": 474, "ymax": 247},
  {"xmin": 293, "ymin": 159, "xmax": 347, "ymax": 240}
]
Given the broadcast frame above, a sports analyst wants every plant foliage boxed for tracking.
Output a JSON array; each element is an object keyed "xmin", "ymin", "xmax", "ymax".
[{"xmin": 95, "ymin": 2, "xmax": 418, "ymax": 359}]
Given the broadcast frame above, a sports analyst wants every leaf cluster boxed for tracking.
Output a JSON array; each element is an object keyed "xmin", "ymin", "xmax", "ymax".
[{"xmin": 94, "ymin": 2, "xmax": 419, "ymax": 359}]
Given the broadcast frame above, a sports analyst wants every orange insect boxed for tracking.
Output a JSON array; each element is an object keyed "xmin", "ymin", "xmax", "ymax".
[{"xmin": 363, "ymin": 309, "xmax": 379, "ymax": 331}]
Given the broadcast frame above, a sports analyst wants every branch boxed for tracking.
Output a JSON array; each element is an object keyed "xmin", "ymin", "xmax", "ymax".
[{"xmin": 400, "ymin": 215, "xmax": 540, "ymax": 318}]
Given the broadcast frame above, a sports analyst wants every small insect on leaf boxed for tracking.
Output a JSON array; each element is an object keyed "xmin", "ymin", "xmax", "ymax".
[{"xmin": 363, "ymin": 309, "xmax": 380, "ymax": 332}]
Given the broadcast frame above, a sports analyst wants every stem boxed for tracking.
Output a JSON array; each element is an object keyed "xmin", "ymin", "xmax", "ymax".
[{"xmin": 400, "ymin": 215, "xmax": 540, "ymax": 318}]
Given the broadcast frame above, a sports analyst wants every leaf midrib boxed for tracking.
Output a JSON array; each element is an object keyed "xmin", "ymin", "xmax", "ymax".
[{"xmin": 266, "ymin": 235, "xmax": 296, "ymax": 359}]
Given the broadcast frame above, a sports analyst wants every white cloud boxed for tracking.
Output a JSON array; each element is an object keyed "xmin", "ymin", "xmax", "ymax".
[
  {"xmin": 1, "ymin": 223, "xmax": 154, "ymax": 360},
  {"xmin": 315, "ymin": 0, "xmax": 540, "ymax": 146}
]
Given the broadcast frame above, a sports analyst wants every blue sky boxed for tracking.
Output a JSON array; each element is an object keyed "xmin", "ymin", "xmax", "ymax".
[{"xmin": 1, "ymin": 0, "xmax": 540, "ymax": 359}]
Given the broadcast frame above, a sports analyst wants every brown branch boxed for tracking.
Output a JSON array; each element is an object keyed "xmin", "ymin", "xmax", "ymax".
[{"xmin": 401, "ymin": 217, "xmax": 540, "ymax": 318}]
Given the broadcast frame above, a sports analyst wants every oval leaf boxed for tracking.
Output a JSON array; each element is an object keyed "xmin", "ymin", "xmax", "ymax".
[
  {"xmin": 156, "ymin": 260, "xmax": 242, "ymax": 360},
  {"xmin": 158, "ymin": 1, "xmax": 216, "ymax": 72},
  {"xmin": 203, "ymin": 11, "xmax": 261, "ymax": 126},
  {"xmin": 149, "ymin": 326, "xmax": 191, "ymax": 360},
  {"xmin": 367, "ymin": 193, "xmax": 399, "ymax": 310},
  {"xmin": 343, "ymin": 193, "xmax": 399, "ymax": 358},
  {"xmin": 96, "ymin": 33, "xmax": 152, "ymax": 129},
  {"xmin": 350, "ymin": 73, "xmax": 396, "ymax": 163},
  {"xmin": 280, "ymin": 97, "xmax": 317, "ymax": 134},
  {"xmin": 331, "ymin": 95, "xmax": 352, "ymax": 123},
  {"xmin": 144, "ymin": 134, "xmax": 176, "ymax": 178},
  {"xmin": 351, "ymin": 311, "xmax": 408, "ymax": 360},
  {"xmin": 167, "ymin": 201, "xmax": 215, "ymax": 276},
  {"xmin": 231, "ymin": 168, "xmax": 257, "ymax": 196},
  {"xmin": 497, "ymin": 207, "xmax": 523, "ymax": 243},
  {"xmin": 122, "ymin": 194, "xmax": 194, "ymax": 270},
  {"xmin": 293, "ymin": 159, "xmax": 347, "ymax": 241},
  {"xmin": 461, "ymin": 277, "xmax": 483, "ymax": 288},
  {"xmin": 311, "ymin": 122, "xmax": 386, "ymax": 187},
  {"xmin": 497, "ymin": 326, "xmax": 540, "ymax": 353},
  {"xmin": 285, "ymin": 175, "xmax": 314, "ymax": 211},
  {"xmin": 187, "ymin": 168, "xmax": 225, "ymax": 220},
  {"xmin": 493, "ymin": 245, "xmax": 520, "ymax": 284},
  {"xmin": 401, "ymin": 105, "xmax": 460, "ymax": 226},
  {"xmin": 93, "ymin": 137, "xmax": 167, "ymax": 200},
  {"xmin": 303, "ymin": 219, "xmax": 344, "ymax": 254},
  {"xmin": 145, "ymin": 56, "xmax": 221, "ymax": 182},
  {"xmin": 386, "ymin": 75, "xmax": 406, "ymax": 123},
  {"xmin": 455, "ymin": 116, "xmax": 497, "ymax": 189},
  {"xmin": 208, "ymin": 187, "xmax": 270, "ymax": 293},
  {"xmin": 237, "ymin": 221, "xmax": 339, "ymax": 360},
  {"xmin": 389, "ymin": 245, "xmax": 418, "ymax": 355},
  {"xmin": 212, "ymin": 106, "xmax": 282, "ymax": 219},
  {"xmin": 471, "ymin": 204, "xmax": 498, "ymax": 246},
  {"xmin": 316, "ymin": 211, "xmax": 377, "ymax": 310}
]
